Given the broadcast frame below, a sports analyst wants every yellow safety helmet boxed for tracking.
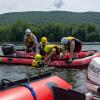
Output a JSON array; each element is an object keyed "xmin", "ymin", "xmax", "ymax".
[
  {"xmin": 41, "ymin": 37, "xmax": 47, "ymax": 43},
  {"xmin": 44, "ymin": 45, "xmax": 51, "ymax": 53},
  {"xmin": 35, "ymin": 54, "xmax": 42, "ymax": 62}
]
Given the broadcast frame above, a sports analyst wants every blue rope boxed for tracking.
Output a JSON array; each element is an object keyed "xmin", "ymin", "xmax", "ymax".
[{"xmin": 24, "ymin": 83, "xmax": 37, "ymax": 100}]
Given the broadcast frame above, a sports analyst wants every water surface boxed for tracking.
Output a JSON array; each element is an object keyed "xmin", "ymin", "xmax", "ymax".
[{"xmin": 0, "ymin": 44, "xmax": 100, "ymax": 93}]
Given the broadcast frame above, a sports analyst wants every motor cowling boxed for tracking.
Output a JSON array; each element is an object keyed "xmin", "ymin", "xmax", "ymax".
[
  {"xmin": 2, "ymin": 44, "xmax": 15, "ymax": 56},
  {"xmin": 86, "ymin": 57, "xmax": 100, "ymax": 93}
]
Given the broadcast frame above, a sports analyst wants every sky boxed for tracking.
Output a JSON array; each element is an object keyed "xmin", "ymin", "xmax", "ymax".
[{"xmin": 0, "ymin": 0, "xmax": 100, "ymax": 14}]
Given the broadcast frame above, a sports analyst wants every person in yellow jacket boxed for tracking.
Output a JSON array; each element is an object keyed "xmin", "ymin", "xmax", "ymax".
[
  {"xmin": 43, "ymin": 45, "xmax": 63, "ymax": 65},
  {"xmin": 61, "ymin": 36, "xmax": 82, "ymax": 63},
  {"xmin": 32, "ymin": 54, "xmax": 43, "ymax": 67},
  {"xmin": 24, "ymin": 29, "xmax": 38, "ymax": 53},
  {"xmin": 38, "ymin": 37, "xmax": 49, "ymax": 56}
]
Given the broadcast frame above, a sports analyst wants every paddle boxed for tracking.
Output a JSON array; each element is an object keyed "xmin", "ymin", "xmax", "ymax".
[{"xmin": 52, "ymin": 86, "xmax": 100, "ymax": 100}]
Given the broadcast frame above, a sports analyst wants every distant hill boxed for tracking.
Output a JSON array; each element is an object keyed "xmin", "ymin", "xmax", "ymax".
[{"xmin": 0, "ymin": 11, "xmax": 100, "ymax": 25}]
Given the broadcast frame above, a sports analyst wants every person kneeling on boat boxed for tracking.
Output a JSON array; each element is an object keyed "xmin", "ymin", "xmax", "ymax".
[
  {"xmin": 24, "ymin": 29, "xmax": 38, "ymax": 53},
  {"xmin": 38, "ymin": 37, "xmax": 49, "ymax": 57},
  {"xmin": 43, "ymin": 45, "xmax": 63, "ymax": 65},
  {"xmin": 61, "ymin": 36, "xmax": 82, "ymax": 63},
  {"xmin": 32, "ymin": 54, "xmax": 43, "ymax": 67}
]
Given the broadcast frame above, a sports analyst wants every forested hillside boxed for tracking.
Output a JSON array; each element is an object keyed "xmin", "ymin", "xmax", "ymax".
[
  {"xmin": 0, "ymin": 11, "xmax": 100, "ymax": 42},
  {"xmin": 0, "ymin": 11, "xmax": 100, "ymax": 25}
]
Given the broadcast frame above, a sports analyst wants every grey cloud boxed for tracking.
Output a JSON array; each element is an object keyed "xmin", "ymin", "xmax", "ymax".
[
  {"xmin": 0, "ymin": 0, "xmax": 17, "ymax": 11},
  {"xmin": 54, "ymin": 0, "xmax": 65, "ymax": 8},
  {"xmin": 6, "ymin": 4, "xmax": 17, "ymax": 10}
]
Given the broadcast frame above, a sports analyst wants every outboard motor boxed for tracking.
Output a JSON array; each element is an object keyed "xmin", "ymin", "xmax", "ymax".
[
  {"xmin": 86, "ymin": 57, "xmax": 100, "ymax": 100},
  {"xmin": 2, "ymin": 44, "xmax": 15, "ymax": 56}
]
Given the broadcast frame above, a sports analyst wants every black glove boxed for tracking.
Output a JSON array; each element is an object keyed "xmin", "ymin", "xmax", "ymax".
[{"xmin": 38, "ymin": 62, "xmax": 44, "ymax": 68}]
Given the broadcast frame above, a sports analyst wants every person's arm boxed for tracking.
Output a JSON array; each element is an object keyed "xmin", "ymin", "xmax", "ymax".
[
  {"xmin": 70, "ymin": 40, "xmax": 75, "ymax": 58},
  {"xmin": 62, "ymin": 45, "xmax": 66, "ymax": 55},
  {"xmin": 59, "ymin": 48, "xmax": 64, "ymax": 58},
  {"xmin": 32, "ymin": 34, "xmax": 38, "ymax": 52},
  {"xmin": 44, "ymin": 48, "xmax": 55, "ymax": 62},
  {"xmin": 38, "ymin": 43, "xmax": 41, "ymax": 54},
  {"xmin": 24, "ymin": 35, "xmax": 27, "ymax": 47},
  {"xmin": 44, "ymin": 52, "xmax": 53, "ymax": 62}
]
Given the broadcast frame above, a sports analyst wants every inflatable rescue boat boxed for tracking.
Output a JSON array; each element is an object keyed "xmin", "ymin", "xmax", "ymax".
[
  {"xmin": 0, "ymin": 50, "xmax": 100, "ymax": 68},
  {"xmin": 0, "ymin": 72, "xmax": 72, "ymax": 100}
]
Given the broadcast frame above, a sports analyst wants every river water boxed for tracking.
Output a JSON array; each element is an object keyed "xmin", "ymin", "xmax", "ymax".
[{"xmin": 0, "ymin": 44, "xmax": 100, "ymax": 93}]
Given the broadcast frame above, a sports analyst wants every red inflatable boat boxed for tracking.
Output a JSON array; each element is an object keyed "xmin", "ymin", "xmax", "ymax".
[
  {"xmin": 2, "ymin": 43, "xmax": 36, "ymax": 58},
  {"xmin": 50, "ymin": 50, "xmax": 100, "ymax": 68},
  {"xmin": 0, "ymin": 50, "xmax": 100, "ymax": 68},
  {"xmin": 15, "ymin": 49, "xmax": 95, "ymax": 59},
  {"xmin": 0, "ymin": 73, "xmax": 72, "ymax": 100},
  {"xmin": 15, "ymin": 50, "xmax": 36, "ymax": 58}
]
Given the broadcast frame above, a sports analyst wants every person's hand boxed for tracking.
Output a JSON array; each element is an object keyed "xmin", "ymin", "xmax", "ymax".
[
  {"xmin": 85, "ymin": 92, "xmax": 93, "ymax": 100},
  {"xmin": 42, "ymin": 60, "xmax": 45, "ymax": 64},
  {"xmin": 59, "ymin": 52, "xmax": 64, "ymax": 58},
  {"xmin": 22, "ymin": 47, "xmax": 26, "ymax": 51},
  {"xmin": 29, "ymin": 47, "xmax": 33, "ymax": 51},
  {"xmin": 38, "ymin": 61, "xmax": 44, "ymax": 67},
  {"xmin": 42, "ymin": 60, "xmax": 47, "ymax": 65}
]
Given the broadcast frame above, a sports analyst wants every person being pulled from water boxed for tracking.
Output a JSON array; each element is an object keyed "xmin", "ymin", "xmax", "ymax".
[
  {"xmin": 61, "ymin": 36, "xmax": 82, "ymax": 63},
  {"xmin": 38, "ymin": 37, "xmax": 49, "ymax": 57},
  {"xmin": 42, "ymin": 44, "xmax": 63, "ymax": 66},
  {"xmin": 24, "ymin": 29, "xmax": 38, "ymax": 53},
  {"xmin": 32, "ymin": 53, "xmax": 44, "ymax": 67}
]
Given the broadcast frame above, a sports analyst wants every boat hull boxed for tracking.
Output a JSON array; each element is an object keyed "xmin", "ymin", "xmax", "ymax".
[
  {"xmin": 0, "ymin": 51, "xmax": 100, "ymax": 68},
  {"xmin": 0, "ymin": 75, "xmax": 72, "ymax": 100}
]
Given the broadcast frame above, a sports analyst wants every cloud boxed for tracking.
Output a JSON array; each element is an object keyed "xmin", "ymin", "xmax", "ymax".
[
  {"xmin": 6, "ymin": 4, "xmax": 17, "ymax": 10},
  {"xmin": 0, "ymin": 0, "xmax": 100, "ymax": 14},
  {"xmin": 0, "ymin": 0, "xmax": 18, "ymax": 14},
  {"xmin": 53, "ymin": 0, "xmax": 65, "ymax": 8}
]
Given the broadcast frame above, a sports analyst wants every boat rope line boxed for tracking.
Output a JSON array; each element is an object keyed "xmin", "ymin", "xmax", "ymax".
[{"xmin": 24, "ymin": 83, "xmax": 37, "ymax": 100}]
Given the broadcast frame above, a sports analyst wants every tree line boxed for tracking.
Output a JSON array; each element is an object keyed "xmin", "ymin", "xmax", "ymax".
[{"xmin": 0, "ymin": 20, "xmax": 100, "ymax": 43}]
